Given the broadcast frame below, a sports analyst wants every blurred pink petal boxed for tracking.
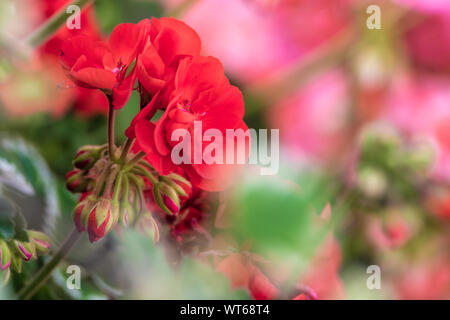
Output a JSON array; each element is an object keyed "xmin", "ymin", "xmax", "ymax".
[
  {"xmin": 384, "ymin": 74, "xmax": 450, "ymax": 181},
  {"xmin": 366, "ymin": 215, "xmax": 412, "ymax": 250},
  {"xmin": 300, "ymin": 235, "xmax": 345, "ymax": 300},
  {"xmin": 270, "ymin": 69, "xmax": 351, "ymax": 162},
  {"xmin": 394, "ymin": 259, "xmax": 450, "ymax": 299},
  {"xmin": 168, "ymin": 0, "xmax": 353, "ymax": 84},
  {"xmin": 395, "ymin": 0, "xmax": 450, "ymax": 13},
  {"xmin": 404, "ymin": 13, "xmax": 450, "ymax": 73}
]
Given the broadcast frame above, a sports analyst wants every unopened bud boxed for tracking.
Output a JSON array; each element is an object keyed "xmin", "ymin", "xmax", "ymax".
[
  {"xmin": 162, "ymin": 173, "xmax": 192, "ymax": 200},
  {"xmin": 28, "ymin": 231, "xmax": 51, "ymax": 255},
  {"xmin": 0, "ymin": 240, "xmax": 11, "ymax": 270},
  {"xmin": 153, "ymin": 183, "xmax": 180, "ymax": 215},
  {"xmin": 120, "ymin": 201, "xmax": 135, "ymax": 227},
  {"xmin": 0, "ymin": 267, "xmax": 11, "ymax": 287},
  {"xmin": 73, "ymin": 145, "xmax": 103, "ymax": 171},
  {"xmin": 10, "ymin": 253, "xmax": 22, "ymax": 273},
  {"xmin": 65, "ymin": 169, "xmax": 88, "ymax": 193},
  {"xmin": 13, "ymin": 240, "xmax": 35, "ymax": 262},
  {"xmin": 138, "ymin": 212, "xmax": 160, "ymax": 243},
  {"xmin": 73, "ymin": 194, "xmax": 97, "ymax": 232},
  {"xmin": 87, "ymin": 198, "xmax": 115, "ymax": 243}
]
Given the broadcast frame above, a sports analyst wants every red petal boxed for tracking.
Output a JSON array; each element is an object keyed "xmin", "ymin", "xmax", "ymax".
[
  {"xmin": 175, "ymin": 56, "xmax": 227, "ymax": 101},
  {"xmin": 152, "ymin": 17, "xmax": 201, "ymax": 65},
  {"xmin": 154, "ymin": 111, "xmax": 172, "ymax": 156},
  {"xmin": 112, "ymin": 66, "xmax": 137, "ymax": 109},
  {"xmin": 125, "ymin": 91, "xmax": 160, "ymax": 138},
  {"xmin": 109, "ymin": 21, "xmax": 148, "ymax": 65},
  {"xmin": 71, "ymin": 67, "xmax": 116, "ymax": 90}
]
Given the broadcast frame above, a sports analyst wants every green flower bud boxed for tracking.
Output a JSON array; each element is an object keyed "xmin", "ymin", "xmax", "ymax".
[
  {"xmin": 153, "ymin": 182, "xmax": 180, "ymax": 215},
  {"xmin": 27, "ymin": 230, "xmax": 51, "ymax": 255},
  {"xmin": 73, "ymin": 145, "xmax": 103, "ymax": 171},
  {"xmin": 0, "ymin": 240, "xmax": 11, "ymax": 270}
]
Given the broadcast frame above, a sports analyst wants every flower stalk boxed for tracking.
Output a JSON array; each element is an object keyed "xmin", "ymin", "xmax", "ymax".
[
  {"xmin": 17, "ymin": 227, "xmax": 82, "ymax": 300},
  {"xmin": 107, "ymin": 98, "xmax": 116, "ymax": 162}
]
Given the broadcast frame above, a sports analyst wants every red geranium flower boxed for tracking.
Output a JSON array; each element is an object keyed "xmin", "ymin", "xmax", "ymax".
[
  {"xmin": 133, "ymin": 56, "xmax": 249, "ymax": 191},
  {"xmin": 135, "ymin": 17, "xmax": 201, "ymax": 111},
  {"xmin": 60, "ymin": 19, "xmax": 149, "ymax": 108}
]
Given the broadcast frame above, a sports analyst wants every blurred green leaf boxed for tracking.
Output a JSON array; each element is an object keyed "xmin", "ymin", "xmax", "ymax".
[
  {"xmin": 95, "ymin": 0, "xmax": 163, "ymax": 34},
  {"xmin": 231, "ymin": 171, "xmax": 334, "ymax": 258},
  {"xmin": 0, "ymin": 136, "xmax": 58, "ymax": 232},
  {"xmin": 0, "ymin": 198, "xmax": 16, "ymax": 239}
]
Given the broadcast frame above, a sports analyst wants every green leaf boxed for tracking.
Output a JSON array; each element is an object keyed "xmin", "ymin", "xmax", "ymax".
[
  {"xmin": 0, "ymin": 136, "xmax": 58, "ymax": 233},
  {"xmin": 0, "ymin": 198, "xmax": 16, "ymax": 239},
  {"xmin": 12, "ymin": 209, "xmax": 29, "ymax": 242},
  {"xmin": 231, "ymin": 171, "xmax": 334, "ymax": 258}
]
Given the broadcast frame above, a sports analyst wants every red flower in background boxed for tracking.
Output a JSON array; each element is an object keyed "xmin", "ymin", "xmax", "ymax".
[
  {"xmin": 404, "ymin": 13, "xmax": 450, "ymax": 73},
  {"xmin": 0, "ymin": 0, "xmax": 109, "ymax": 118},
  {"xmin": 216, "ymin": 253, "xmax": 280, "ymax": 300},
  {"xmin": 394, "ymin": 258, "xmax": 450, "ymax": 299},
  {"xmin": 0, "ymin": 56, "xmax": 73, "ymax": 117}
]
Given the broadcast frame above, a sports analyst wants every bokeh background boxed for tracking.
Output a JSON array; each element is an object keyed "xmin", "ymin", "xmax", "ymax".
[{"xmin": 0, "ymin": 0, "xmax": 449, "ymax": 299}]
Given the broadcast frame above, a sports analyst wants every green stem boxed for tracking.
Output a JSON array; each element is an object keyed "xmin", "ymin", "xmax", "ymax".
[
  {"xmin": 107, "ymin": 97, "xmax": 116, "ymax": 162},
  {"xmin": 119, "ymin": 138, "xmax": 134, "ymax": 164},
  {"xmin": 131, "ymin": 165, "xmax": 158, "ymax": 185},
  {"xmin": 17, "ymin": 228, "xmax": 82, "ymax": 300},
  {"xmin": 124, "ymin": 151, "xmax": 146, "ymax": 169},
  {"xmin": 26, "ymin": 0, "xmax": 93, "ymax": 48}
]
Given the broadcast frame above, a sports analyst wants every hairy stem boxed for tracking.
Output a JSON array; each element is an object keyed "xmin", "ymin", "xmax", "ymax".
[
  {"xmin": 107, "ymin": 97, "xmax": 116, "ymax": 162},
  {"xmin": 119, "ymin": 138, "xmax": 134, "ymax": 164},
  {"xmin": 17, "ymin": 228, "xmax": 82, "ymax": 300},
  {"xmin": 124, "ymin": 151, "xmax": 146, "ymax": 169}
]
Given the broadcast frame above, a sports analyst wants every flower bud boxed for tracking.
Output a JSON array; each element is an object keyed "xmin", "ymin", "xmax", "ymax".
[
  {"xmin": 28, "ymin": 231, "xmax": 51, "ymax": 255},
  {"xmin": 87, "ymin": 198, "xmax": 115, "ymax": 243},
  {"xmin": 73, "ymin": 145, "xmax": 103, "ymax": 171},
  {"xmin": 153, "ymin": 182, "xmax": 180, "ymax": 215},
  {"xmin": 137, "ymin": 212, "xmax": 160, "ymax": 243},
  {"xmin": 73, "ymin": 194, "xmax": 98, "ymax": 232},
  {"xmin": 13, "ymin": 240, "xmax": 35, "ymax": 262},
  {"xmin": 73, "ymin": 201, "xmax": 87, "ymax": 232},
  {"xmin": 0, "ymin": 240, "xmax": 11, "ymax": 270},
  {"xmin": 120, "ymin": 201, "xmax": 135, "ymax": 227},
  {"xmin": 10, "ymin": 253, "xmax": 22, "ymax": 273},
  {"xmin": 65, "ymin": 169, "xmax": 88, "ymax": 193},
  {"xmin": 0, "ymin": 267, "xmax": 11, "ymax": 287},
  {"xmin": 162, "ymin": 173, "xmax": 192, "ymax": 200}
]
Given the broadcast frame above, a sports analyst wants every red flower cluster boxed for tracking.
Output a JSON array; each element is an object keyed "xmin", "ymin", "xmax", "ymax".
[{"xmin": 61, "ymin": 17, "xmax": 248, "ymax": 191}]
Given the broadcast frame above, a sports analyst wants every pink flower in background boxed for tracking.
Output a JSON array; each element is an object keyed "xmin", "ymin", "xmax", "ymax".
[
  {"xmin": 164, "ymin": 0, "xmax": 353, "ymax": 84},
  {"xmin": 0, "ymin": 57, "xmax": 73, "ymax": 117},
  {"xmin": 384, "ymin": 74, "xmax": 450, "ymax": 181},
  {"xmin": 299, "ymin": 235, "xmax": 345, "ymax": 300},
  {"xmin": 366, "ymin": 215, "xmax": 412, "ymax": 250},
  {"xmin": 403, "ymin": 13, "xmax": 450, "ymax": 73},
  {"xmin": 394, "ymin": 259, "xmax": 450, "ymax": 299},
  {"xmin": 270, "ymin": 69, "xmax": 351, "ymax": 162},
  {"xmin": 426, "ymin": 186, "xmax": 450, "ymax": 221},
  {"xmin": 0, "ymin": 0, "xmax": 108, "ymax": 118},
  {"xmin": 395, "ymin": 0, "xmax": 450, "ymax": 13}
]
